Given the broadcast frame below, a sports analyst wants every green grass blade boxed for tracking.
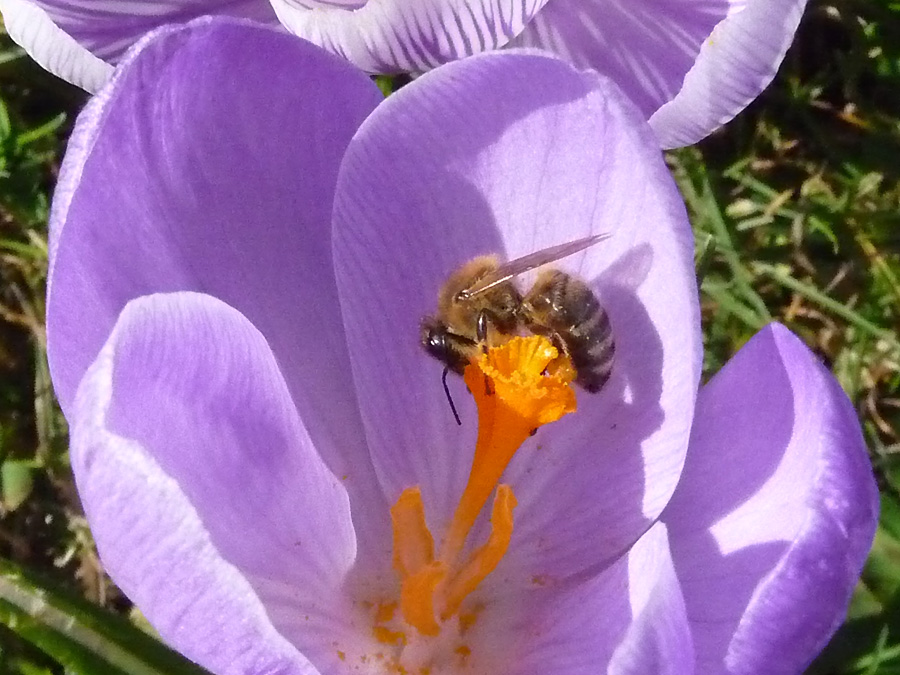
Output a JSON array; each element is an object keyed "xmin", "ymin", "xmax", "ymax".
[
  {"xmin": 701, "ymin": 279, "xmax": 766, "ymax": 330},
  {"xmin": 0, "ymin": 558, "xmax": 210, "ymax": 675},
  {"xmin": 14, "ymin": 114, "xmax": 66, "ymax": 148},
  {"xmin": 752, "ymin": 262, "xmax": 900, "ymax": 352},
  {"xmin": 880, "ymin": 492, "xmax": 900, "ymax": 543},
  {"xmin": 697, "ymin": 170, "xmax": 773, "ymax": 324}
]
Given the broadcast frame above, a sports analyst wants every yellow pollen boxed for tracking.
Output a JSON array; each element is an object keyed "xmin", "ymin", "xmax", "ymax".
[
  {"xmin": 458, "ymin": 607, "xmax": 481, "ymax": 635},
  {"xmin": 389, "ymin": 336, "xmax": 577, "ymax": 641},
  {"xmin": 373, "ymin": 626, "xmax": 407, "ymax": 646},
  {"xmin": 376, "ymin": 602, "xmax": 398, "ymax": 624}
]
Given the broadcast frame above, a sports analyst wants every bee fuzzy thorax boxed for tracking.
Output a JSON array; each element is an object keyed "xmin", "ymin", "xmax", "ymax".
[
  {"xmin": 439, "ymin": 256, "xmax": 521, "ymax": 341},
  {"xmin": 439, "ymin": 256, "xmax": 500, "ymax": 308}
]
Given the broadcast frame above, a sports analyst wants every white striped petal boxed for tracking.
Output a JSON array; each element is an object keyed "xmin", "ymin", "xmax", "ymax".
[
  {"xmin": 510, "ymin": 0, "xmax": 729, "ymax": 119},
  {"xmin": 3, "ymin": 0, "xmax": 278, "ymax": 90},
  {"xmin": 0, "ymin": 0, "xmax": 112, "ymax": 92},
  {"xmin": 510, "ymin": 0, "xmax": 806, "ymax": 147},
  {"xmin": 649, "ymin": 0, "xmax": 806, "ymax": 148},
  {"xmin": 34, "ymin": 0, "xmax": 278, "ymax": 61},
  {"xmin": 271, "ymin": 0, "xmax": 549, "ymax": 73}
]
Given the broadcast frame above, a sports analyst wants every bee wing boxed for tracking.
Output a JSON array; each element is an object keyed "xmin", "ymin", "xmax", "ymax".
[{"xmin": 460, "ymin": 232, "xmax": 611, "ymax": 298}]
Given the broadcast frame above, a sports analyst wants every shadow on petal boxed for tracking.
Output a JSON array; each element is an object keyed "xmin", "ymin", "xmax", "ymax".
[
  {"xmin": 663, "ymin": 325, "xmax": 877, "ymax": 674},
  {"xmin": 489, "ymin": 244, "xmax": 667, "ymax": 590}
]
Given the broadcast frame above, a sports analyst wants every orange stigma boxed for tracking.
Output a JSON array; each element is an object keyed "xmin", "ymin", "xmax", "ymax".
[{"xmin": 390, "ymin": 335, "xmax": 577, "ymax": 640}]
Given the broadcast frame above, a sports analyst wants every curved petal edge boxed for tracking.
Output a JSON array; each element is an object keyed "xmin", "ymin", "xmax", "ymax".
[
  {"xmin": 649, "ymin": 0, "xmax": 807, "ymax": 148},
  {"xmin": 0, "ymin": 0, "xmax": 113, "ymax": 91},
  {"xmin": 664, "ymin": 323, "xmax": 877, "ymax": 674},
  {"xmin": 71, "ymin": 292, "xmax": 332, "ymax": 674},
  {"xmin": 271, "ymin": 0, "xmax": 549, "ymax": 73}
]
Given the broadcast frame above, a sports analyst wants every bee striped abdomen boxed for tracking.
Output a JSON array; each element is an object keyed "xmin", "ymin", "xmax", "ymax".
[{"xmin": 521, "ymin": 269, "xmax": 615, "ymax": 393}]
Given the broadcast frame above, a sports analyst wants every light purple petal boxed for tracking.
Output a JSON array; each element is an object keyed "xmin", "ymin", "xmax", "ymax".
[
  {"xmin": 35, "ymin": 0, "xmax": 276, "ymax": 63},
  {"xmin": 663, "ymin": 324, "xmax": 878, "ymax": 674},
  {"xmin": 511, "ymin": 0, "xmax": 729, "ymax": 119},
  {"xmin": 271, "ymin": 0, "xmax": 548, "ymax": 73},
  {"xmin": 498, "ymin": 523, "xmax": 693, "ymax": 675},
  {"xmin": 511, "ymin": 0, "xmax": 806, "ymax": 148},
  {"xmin": 46, "ymin": 18, "xmax": 390, "ymax": 556},
  {"xmin": 0, "ymin": 0, "xmax": 113, "ymax": 91},
  {"xmin": 649, "ymin": 0, "xmax": 807, "ymax": 148},
  {"xmin": 72, "ymin": 292, "xmax": 358, "ymax": 674},
  {"xmin": 333, "ymin": 51, "xmax": 700, "ymax": 582}
]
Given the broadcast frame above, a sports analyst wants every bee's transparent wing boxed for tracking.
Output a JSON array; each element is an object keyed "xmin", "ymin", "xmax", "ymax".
[{"xmin": 460, "ymin": 232, "xmax": 611, "ymax": 298}]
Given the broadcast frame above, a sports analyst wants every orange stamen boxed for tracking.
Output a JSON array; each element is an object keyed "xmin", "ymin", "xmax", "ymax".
[
  {"xmin": 442, "ymin": 484, "xmax": 517, "ymax": 619},
  {"xmin": 440, "ymin": 337, "xmax": 576, "ymax": 567},
  {"xmin": 391, "ymin": 488, "xmax": 435, "ymax": 577},
  {"xmin": 389, "ymin": 336, "xmax": 577, "ymax": 639},
  {"xmin": 399, "ymin": 562, "xmax": 447, "ymax": 637}
]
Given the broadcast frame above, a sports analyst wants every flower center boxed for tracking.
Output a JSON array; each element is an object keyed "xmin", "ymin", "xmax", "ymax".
[{"xmin": 377, "ymin": 336, "xmax": 576, "ymax": 667}]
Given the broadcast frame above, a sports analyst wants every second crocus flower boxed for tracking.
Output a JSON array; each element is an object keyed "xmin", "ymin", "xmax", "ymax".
[{"xmin": 3, "ymin": 0, "xmax": 806, "ymax": 147}]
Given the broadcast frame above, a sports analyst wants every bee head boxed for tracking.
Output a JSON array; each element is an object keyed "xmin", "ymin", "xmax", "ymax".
[
  {"xmin": 421, "ymin": 317, "xmax": 450, "ymax": 358},
  {"xmin": 420, "ymin": 317, "xmax": 476, "ymax": 374}
]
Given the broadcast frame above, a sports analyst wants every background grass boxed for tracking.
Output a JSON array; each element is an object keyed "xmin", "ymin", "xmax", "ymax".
[{"xmin": 1, "ymin": 1, "xmax": 899, "ymax": 672}]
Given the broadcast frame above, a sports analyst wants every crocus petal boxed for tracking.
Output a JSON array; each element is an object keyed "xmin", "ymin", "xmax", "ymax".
[
  {"xmin": 46, "ymin": 18, "xmax": 390, "ymax": 554},
  {"xmin": 270, "ymin": 0, "xmax": 548, "ymax": 73},
  {"xmin": 510, "ymin": 0, "xmax": 729, "ymax": 119},
  {"xmin": 663, "ymin": 324, "xmax": 878, "ymax": 674},
  {"xmin": 0, "ymin": 0, "xmax": 113, "ymax": 92},
  {"xmin": 333, "ymin": 51, "xmax": 700, "ymax": 579},
  {"xmin": 1, "ymin": 0, "xmax": 278, "ymax": 90},
  {"xmin": 497, "ymin": 522, "xmax": 692, "ymax": 675},
  {"xmin": 648, "ymin": 0, "xmax": 807, "ymax": 148},
  {"xmin": 34, "ymin": 0, "xmax": 278, "ymax": 61},
  {"xmin": 511, "ymin": 0, "xmax": 806, "ymax": 148},
  {"xmin": 71, "ymin": 292, "xmax": 360, "ymax": 674}
]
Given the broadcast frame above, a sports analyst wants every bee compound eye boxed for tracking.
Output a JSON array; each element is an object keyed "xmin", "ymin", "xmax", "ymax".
[{"xmin": 425, "ymin": 328, "xmax": 447, "ymax": 355}]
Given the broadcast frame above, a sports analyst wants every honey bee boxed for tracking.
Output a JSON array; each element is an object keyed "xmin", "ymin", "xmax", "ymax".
[{"xmin": 421, "ymin": 234, "xmax": 616, "ymax": 417}]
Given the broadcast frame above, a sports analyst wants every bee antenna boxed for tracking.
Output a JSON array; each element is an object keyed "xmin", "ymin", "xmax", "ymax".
[{"xmin": 442, "ymin": 368, "xmax": 462, "ymax": 426}]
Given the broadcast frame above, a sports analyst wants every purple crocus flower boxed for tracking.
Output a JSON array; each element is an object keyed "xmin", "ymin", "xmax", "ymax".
[
  {"xmin": 48, "ymin": 18, "xmax": 876, "ymax": 674},
  {"xmin": 3, "ymin": 0, "xmax": 805, "ymax": 147}
]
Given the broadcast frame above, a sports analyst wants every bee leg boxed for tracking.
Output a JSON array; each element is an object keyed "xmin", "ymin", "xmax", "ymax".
[
  {"xmin": 476, "ymin": 310, "xmax": 489, "ymax": 345},
  {"xmin": 544, "ymin": 331, "xmax": 571, "ymax": 376},
  {"xmin": 552, "ymin": 332, "xmax": 571, "ymax": 360},
  {"xmin": 476, "ymin": 310, "xmax": 494, "ymax": 396},
  {"xmin": 442, "ymin": 367, "xmax": 462, "ymax": 426}
]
